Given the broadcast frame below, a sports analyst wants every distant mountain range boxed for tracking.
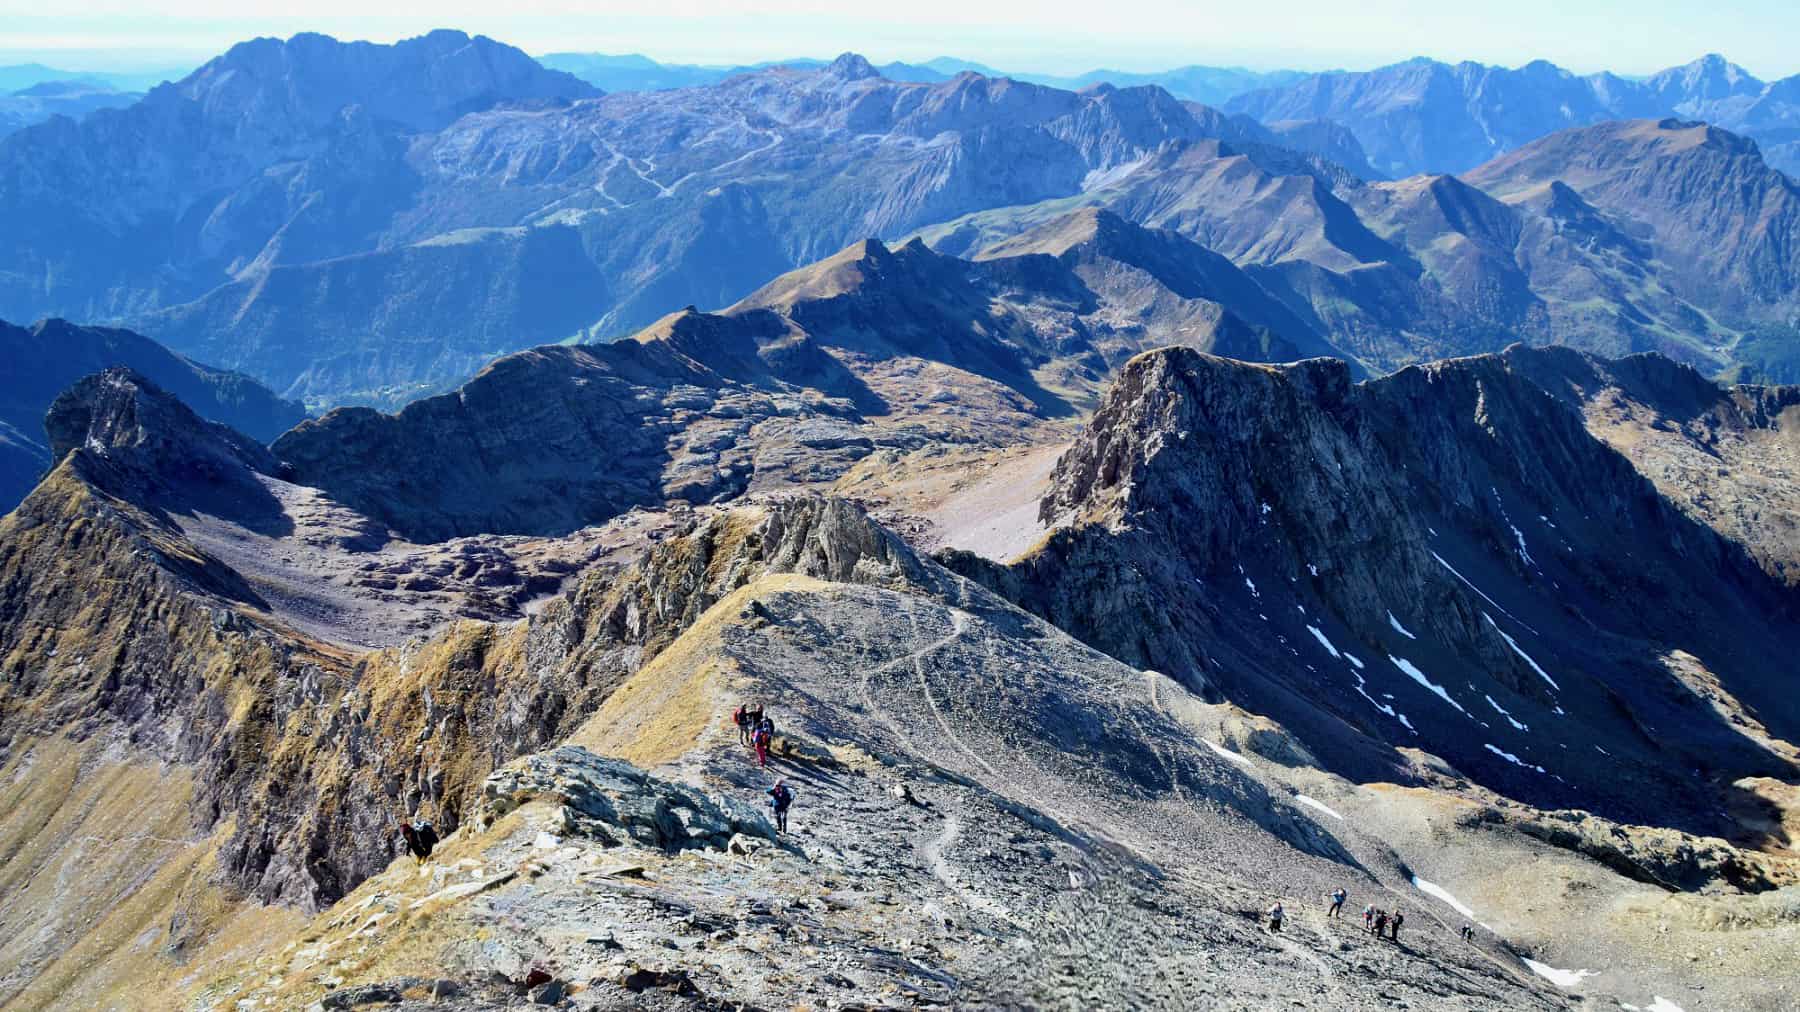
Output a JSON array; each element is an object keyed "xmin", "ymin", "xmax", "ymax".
[
  {"xmin": 6, "ymin": 31, "xmax": 1800, "ymax": 409},
  {"xmin": 0, "ymin": 78, "xmax": 141, "ymax": 137},
  {"xmin": 1226, "ymin": 53, "xmax": 1800, "ymax": 177},
  {"xmin": 538, "ymin": 51, "xmax": 1306, "ymax": 106}
]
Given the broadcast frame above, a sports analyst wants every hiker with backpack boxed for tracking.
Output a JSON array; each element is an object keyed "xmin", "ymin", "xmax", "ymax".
[
  {"xmin": 1373, "ymin": 910, "xmax": 1389, "ymax": 938},
  {"xmin": 732, "ymin": 703, "xmax": 751, "ymax": 745},
  {"xmin": 767, "ymin": 779, "xmax": 795, "ymax": 832},
  {"xmin": 400, "ymin": 818, "xmax": 439, "ymax": 863},
  {"xmin": 1328, "ymin": 887, "xmax": 1347, "ymax": 919},
  {"xmin": 1389, "ymin": 910, "xmax": 1404, "ymax": 942},
  {"xmin": 1362, "ymin": 903, "xmax": 1375, "ymax": 931},
  {"xmin": 1266, "ymin": 901, "xmax": 1285, "ymax": 933},
  {"xmin": 753, "ymin": 723, "xmax": 773, "ymax": 768}
]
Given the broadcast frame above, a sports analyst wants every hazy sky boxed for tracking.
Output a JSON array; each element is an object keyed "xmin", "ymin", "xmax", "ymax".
[{"xmin": 0, "ymin": 0, "xmax": 1793, "ymax": 77}]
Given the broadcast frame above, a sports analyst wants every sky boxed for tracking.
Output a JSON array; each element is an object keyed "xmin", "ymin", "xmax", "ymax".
[{"xmin": 0, "ymin": 0, "xmax": 1792, "ymax": 78}]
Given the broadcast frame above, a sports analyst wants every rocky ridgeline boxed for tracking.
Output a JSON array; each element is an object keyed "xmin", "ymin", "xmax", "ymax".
[{"xmin": 1, "ymin": 370, "xmax": 937, "ymax": 909}]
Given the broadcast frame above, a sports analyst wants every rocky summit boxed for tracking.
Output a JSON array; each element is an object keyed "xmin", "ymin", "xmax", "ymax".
[{"xmin": 3, "ymin": 20, "xmax": 1800, "ymax": 1012}]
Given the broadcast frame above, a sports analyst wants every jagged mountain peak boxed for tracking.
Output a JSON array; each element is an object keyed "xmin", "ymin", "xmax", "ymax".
[
  {"xmin": 824, "ymin": 51, "xmax": 880, "ymax": 81},
  {"xmin": 43, "ymin": 367, "xmax": 280, "ymax": 506},
  {"xmin": 1646, "ymin": 52, "xmax": 1764, "ymax": 98},
  {"xmin": 167, "ymin": 27, "xmax": 599, "ymax": 132}
]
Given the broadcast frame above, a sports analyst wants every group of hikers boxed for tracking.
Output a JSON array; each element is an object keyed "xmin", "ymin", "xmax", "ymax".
[
  {"xmin": 732, "ymin": 702, "xmax": 778, "ymax": 767},
  {"xmin": 731, "ymin": 701, "xmax": 795, "ymax": 833},
  {"xmin": 1361, "ymin": 903, "xmax": 1405, "ymax": 941},
  {"xmin": 1264, "ymin": 887, "xmax": 1407, "ymax": 944}
]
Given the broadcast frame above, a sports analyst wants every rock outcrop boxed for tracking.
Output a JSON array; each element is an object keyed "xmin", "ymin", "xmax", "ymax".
[
  {"xmin": 477, "ymin": 746, "xmax": 777, "ymax": 848},
  {"xmin": 0, "ymin": 318, "xmax": 305, "ymax": 512}
]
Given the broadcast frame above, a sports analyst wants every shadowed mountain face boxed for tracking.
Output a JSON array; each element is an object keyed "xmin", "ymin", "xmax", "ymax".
[
  {"xmin": 1226, "ymin": 53, "xmax": 1800, "ymax": 179},
  {"xmin": 944, "ymin": 347, "xmax": 1800, "ymax": 839},
  {"xmin": 0, "ymin": 318, "xmax": 305, "ymax": 512}
]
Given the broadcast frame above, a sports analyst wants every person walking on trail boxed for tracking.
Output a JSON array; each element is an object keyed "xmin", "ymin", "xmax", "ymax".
[
  {"xmin": 1389, "ymin": 910, "xmax": 1404, "ymax": 942},
  {"xmin": 753, "ymin": 724, "xmax": 773, "ymax": 768},
  {"xmin": 1362, "ymin": 904, "xmax": 1375, "ymax": 931},
  {"xmin": 1373, "ymin": 910, "xmax": 1389, "ymax": 938},
  {"xmin": 757, "ymin": 714, "xmax": 775, "ymax": 740},
  {"xmin": 1328, "ymin": 887, "xmax": 1347, "ymax": 919},
  {"xmin": 1460, "ymin": 923, "xmax": 1475, "ymax": 943},
  {"xmin": 1266, "ymin": 901, "xmax": 1285, "ymax": 933},
  {"xmin": 400, "ymin": 819, "xmax": 438, "ymax": 863},
  {"xmin": 767, "ymin": 780, "xmax": 795, "ymax": 833},
  {"xmin": 747, "ymin": 703, "xmax": 765, "ymax": 736},
  {"xmin": 732, "ymin": 704, "xmax": 751, "ymax": 746}
]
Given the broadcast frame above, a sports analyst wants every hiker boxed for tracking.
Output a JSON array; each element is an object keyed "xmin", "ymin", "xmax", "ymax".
[
  {"xmin": 1266, "ymin": 901, "xmax": 1285, "ymax": 933},
  {"xmin": 1460, "ymin": 923, "xmax": 1475, "ymax": 943},
  {"xmin": 757, "ymin": 714, "xmax": 775, "ymax": 740},
  {"xmin": 767, "ymin": 779, "xmax": 795, "ymax": 832},
  {"xmin": 732, "ymin": 703, "xmax": 751, "ymax": 745},
  {"xmin": 400, "ymin": 819, "xmax": 438, "ymax": 863},
  {"xmin": 1373, "ymin": 910, "xmax": 1389, "ymax": 937},
  {"xmin": 1389, "ymin": 910, "xmax": 1404, "ymax": 941},
  {"xmin": 1362, "ymin": 904, "xmax": 1375, "ymax": 931},
  {"xmin": 753, "ymin": 724, "xmax": 773, "ymax": 768},
  {"xmin": 1328, "ymin": 887, "xmax": 1347, "ymax": 919},
  {"xmin": 747, "ymin": 703, "xmax": 765, "ymax": 736}
]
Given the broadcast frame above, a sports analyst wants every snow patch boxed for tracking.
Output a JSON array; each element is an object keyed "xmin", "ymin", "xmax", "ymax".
[
  {"xmin": 1484, "ymin": 614, "xmax": 1560, "ymax": 690},
  {"xmin": 1343, "ymin": 652, "xmax": 1365, "ymax": 670},
  {"xmin": 1484, "ymin": 695, "xmax": 1529, "ymax": 731},
  {"xmin": 1244, "ymin": 577, "xmax": 1259, "ymax": 597},
  {"xmin": 1294, "ymin": 795, "xmax": 1345, "ymax": 820},
  {"xmin": 1387, "ymin": 612, "xmax": 1417, "ymax": 639},
  {"xmin": 1306, "ymin": 625, "xmax": 1341, "ymax": 659},
  {"xmin": 1389, "ymin": 655, "xmax": 1469, "ymax": 715},
  {"xmin": 1484, "ymin": 743, "xmax": 1547, "ymax": 774},
  {"xmin": 1411, "ymin": 876, "xmax": 1476, "ymax": 918},
  {"xmin": 1205, "ymin": 740, "xmax": 1254, "ymax": 768},
  {"xmin": 1522, "ymin": 958, "xmax": 1596, "ymax": 989}
]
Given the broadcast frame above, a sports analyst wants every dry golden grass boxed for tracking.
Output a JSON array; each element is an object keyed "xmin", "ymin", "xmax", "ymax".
[
  {"xmin": 568, "ymin": 573, "xmax": 828, "ymax": 768},
  {"xmin": 0, "ymin": 737, "xmax": 301, "ymax": 1012}
]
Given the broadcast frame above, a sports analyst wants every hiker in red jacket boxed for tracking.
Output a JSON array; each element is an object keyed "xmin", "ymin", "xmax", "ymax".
[{"xmin": 753, "ymin": 724, "xmax": 773, "ymax": 768}]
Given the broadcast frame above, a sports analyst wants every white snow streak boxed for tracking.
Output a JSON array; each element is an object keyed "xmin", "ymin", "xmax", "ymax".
[
  {"xmin": 1432, "ymin": 551, "xmax": 1537, "ymax": 634},
  {"xmin": 1411, "ymin": 876, "xmax": 1476, "ymax": 918},
  {"xmin": 1387, "ymin": 611, "xmax": 1417, "ymax": 639},
  {"xmin": 1484, "ymin": 614, "xmax": 1560, "ymax": 690},
  {"xmin": 1484, "ymin": 743, "xmax": 1547, "ymax": 774},
  {"xmin": 1343, "ymin": 652, "xmax": 1365, "ymax": 670},
  {"xmin": 1306, "ymin": 625, "xmax": 1341, "ymax": 659},
  {"xmin": 1484, "ymin": 695, "xmax": 1529, "ymax": 731},
  {"xmin": 1205, "ymin": 740, "xmax": 1254, "ymax": 768},
  {"xmin": 1522, "ymin": 958, "xmax": 1596, "ymax": 989},
  {"xmin": 1294, "ymin": 795, "xmax": 1345, "ymax": 820},
  {"xmin": 1390, "ymin": 655, "xmax": 1469, "ymax": 714}
]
